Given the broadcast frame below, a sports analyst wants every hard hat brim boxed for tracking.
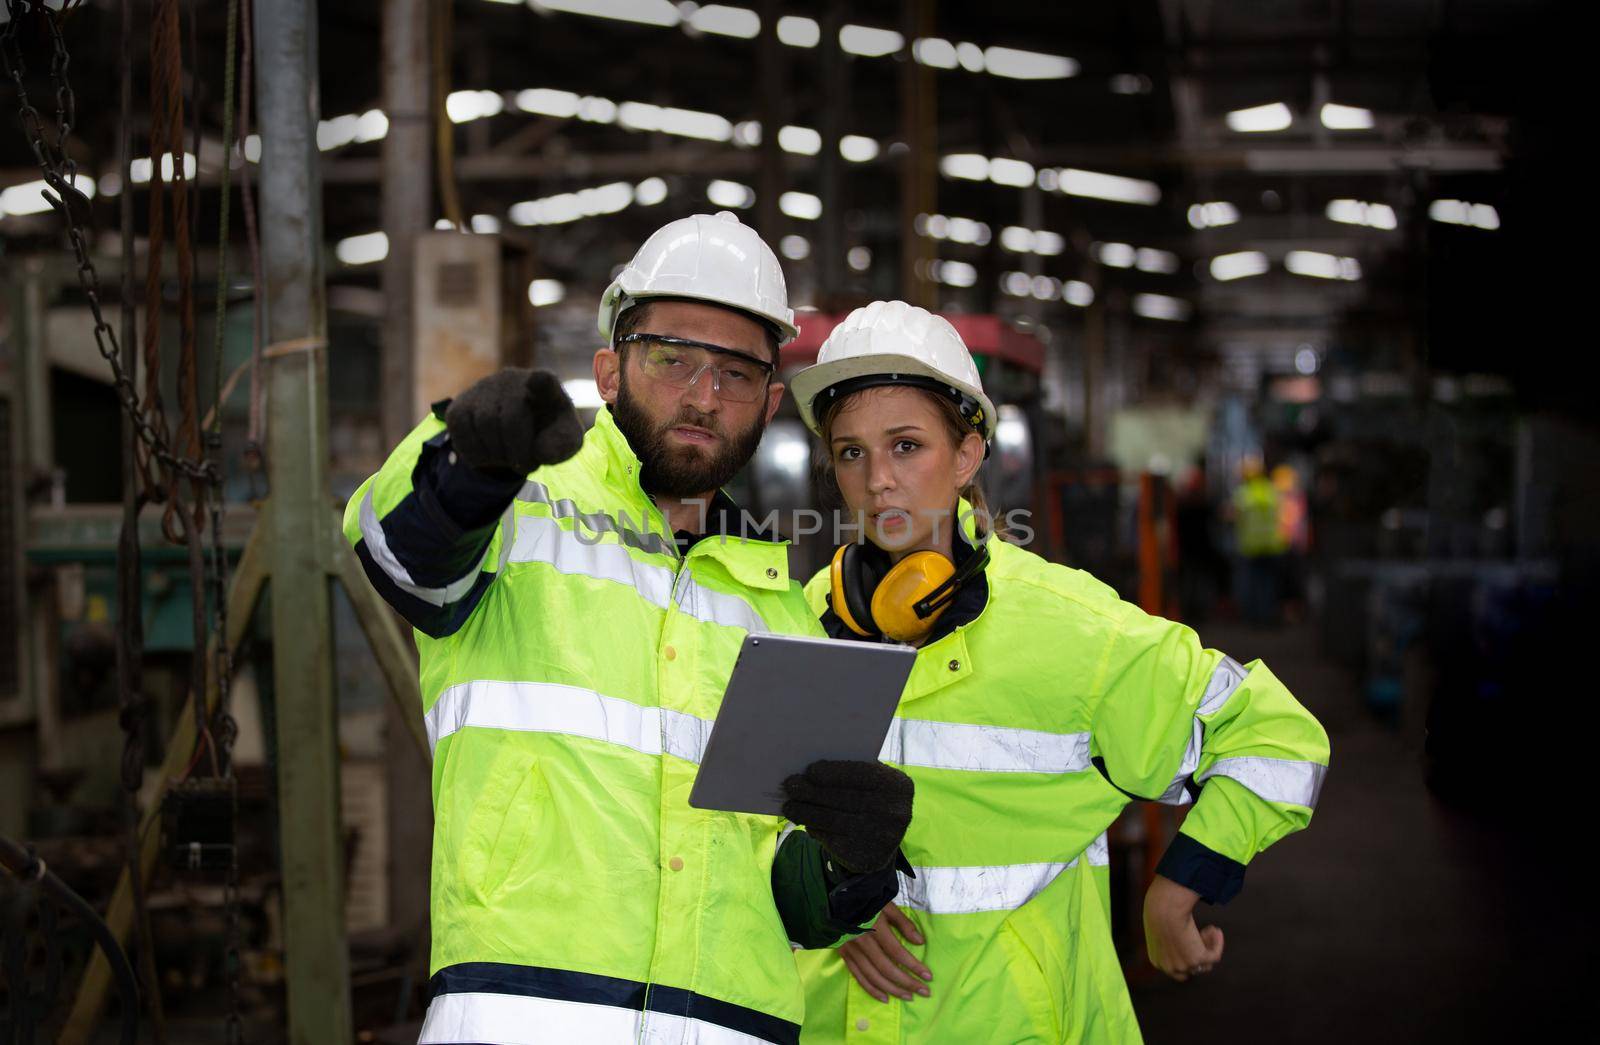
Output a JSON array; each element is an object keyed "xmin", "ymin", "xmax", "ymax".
[{"xmin": 790, "ymin": 352, "xmax": 998, "ymax": 440}]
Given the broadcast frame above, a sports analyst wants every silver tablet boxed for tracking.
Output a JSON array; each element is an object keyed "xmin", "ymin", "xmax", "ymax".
[{"xmin": 688, "ymin": 633, "xmax": 916, "ymax": 816}]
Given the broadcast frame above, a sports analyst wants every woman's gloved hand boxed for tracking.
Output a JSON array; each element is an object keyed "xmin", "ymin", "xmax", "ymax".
[
  {"xmin": 444, "ymin": 368, "xmax": 584, "ymax": 478},
  {"xmin": 781, "ymin": 760, "xmax": 914, "ymax": 874}
]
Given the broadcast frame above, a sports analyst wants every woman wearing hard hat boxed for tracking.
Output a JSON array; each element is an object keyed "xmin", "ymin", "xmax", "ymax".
[{"xmin": 786, "ymin": 301, "xmax": 1330, "ymax": 1043}]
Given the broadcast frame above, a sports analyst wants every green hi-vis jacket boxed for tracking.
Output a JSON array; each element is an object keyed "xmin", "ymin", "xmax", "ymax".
[
  {"xmin": 796, "ymin": 532, "xmax": 1329, "ymax": 1044},
  {"xmin": 344, "ymin": 407, "xmax": 836, "ymax": 1045}
]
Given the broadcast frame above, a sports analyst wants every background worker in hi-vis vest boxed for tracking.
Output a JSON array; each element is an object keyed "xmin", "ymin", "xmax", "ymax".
[
  {"xmin": 345, "ymin": 213, "xmax": 917, "ymax": 1045},
  {"xmin": 787, "ymin": 301, "xmax": 1330, "ymax": 1044}
]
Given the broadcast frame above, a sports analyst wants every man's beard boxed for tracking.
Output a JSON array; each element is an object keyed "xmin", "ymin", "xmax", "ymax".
[{"xmin": 611, "ymin": 369, "xmax": 767, "ymax": 498}]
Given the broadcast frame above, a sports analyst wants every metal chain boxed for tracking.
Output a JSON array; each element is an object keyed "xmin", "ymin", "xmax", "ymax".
[
  {"xmin": 0, "ymin": 0, "xmax": 215, "ymax": 485},
  {"xmin": 5, "ymin": 3, "xmax": 247, "ymax": 1040}
]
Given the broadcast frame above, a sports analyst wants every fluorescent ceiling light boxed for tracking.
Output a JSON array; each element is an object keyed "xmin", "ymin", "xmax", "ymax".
[
  {"xmin": 1326, "ymin": 198, "xmax": 1397, "ymax": 230},
  {"xmin": 707, "ymin": 179, "xmax": 755, "ymax": 209},
  {"xmin": 1095, "ymin": 242, "xmax": 1135, "ymax": 268},
  {"xmin": 1132, "ymin": 293, "xmax": 1191, "ymax": 321},
  {"xmin": 779, "ymin": 191, "xmax": 822, "ymax": 220},
  {"xmin": 1109, "ymin": 73, "xmax": 1150, "ymax": 95},
  {"xmin": 356, "ymin": 109, "xmax": 389, "ymax": 142},
  {"xmin": 1033, "ymin": 231, "xmax": 1064, "ymax": 255},
  {"xmin": 1320, "ymin": 102, "xmax": 1374, "ymax": 130},
  {"xmin": 982, "ymin": 46, "xmax": 1077, "ymax": 80},
  {"xmin": 618, "ymin": 101, "xmax": 732, "ymax": 141},
  {"xmin": 689, "ymin": 4, "xmax": 759, "ymax": 38},
  {"xmin": 470, "ymin": 213, "xmax": 502, "ymax": 234},
  {"xmin": 1055, "ymin": 167, "xmax": 1160, "ymax": 205},
  {"xmin": 840, "ymin": 135, "xmax": 879, "ymax": 162},
  {"xmin": 1209, "ymin": 250, "xmax": 1269, "ymax": 281},
  {"xmin": 128, "ymin": 152, "xmax": 197, "ymax": 184},
  {"xmin": 933, "ymin": 260, "xmax": 977, "ymax": 287},
  {"xmin": 939, "ymin": 153, "xmax": 988, "ymax": 181},
  {"xmin": 945, "ymin": 216, "xmax": 989, "ymax": 245},
  {"xmin": 777, "ymin": 15, "xmax": 819, "ymax": 47},
  {"xmin": 956, "ymin": 42, "xmax": 985, "ymax": 72},
  {"xmin": 1032, "ymin": 275, "xmax": 1061, "ymax": 300},
  {"xmin": 1063, "ymin": 280, "xmax": 1094, "ymax": 307},
  {"xmin": 840, "ymin": 24, "xmax": 903, "ymax": 57},
  {"xmin": 779, "ymin": 125, "xmax": 821, "ymax": 155},
  {"xmin": 1000, "ymin": 271, "xmax": 1031, "ymax": 297},
  {"xmin": 988, "ymin": 157, "xmax": 1035, "ymax": 188},
  {"xmin": 634, "ymin": 177, "xmax": 668, "ymax": 206},
  {"xmin": 1, "ymin": 174, "xmax": 95, "ymax": 217},
  {"xmin": 1000, "ymin": 226, "xmax": 1033, "ymax": 253},
  {"xmin": 336, "ymin": 231, "xmax": 388, "ymax": 266},
  {"xmin": 510, "ymin": 181, "xmax": 634, "ymax": 225},
  {"xmin": 1137, "ymin": 248, "xmax": 1180, "ymax": 274},
  {"xmin": 847, "ymin": 246, "xmax": 871, "ymax": 271},
  {"xmin": 1187, "ymin": 200, "xmax": 1240, "ymax": 228},
  {"xmin": 531, "ymin": 0, "xmax": 680, "ymax": 28},
  {"xmin": 913, "ymin": 37, "xmax": 958, "ymax": 69},
  {"xmin": 447, "ymin": 90, "xmax": 504, "ymax": 124},
  {"xmin": 732, "ymin": 120, "xmax": 761, "ymax": 147},
  {"xmin": 516, "ymin": 88, "xmax": 582, "ymax": 117},
  {"xmin": 577, "ymin": 96, "xmax": 618, "ymax": 123},
  {"xmin": 561, "ymin": 377, "xmax": 603, "ymax": 407},
  {"xmin": 1285, "ymin": 249, "xmax": 1361, "ymax": 280},
  {"xmin": 780, "ymin": 235, "xmax": 810, "ymax": 260},
  {"xmin": 1429, "ymin": 199, "xmax": 1500, "ymax": 230},
  {"xmin": 1226, "ymin": 102, "xmax": 1293, "ymax": 133},
  {"xmin": 527, "ymin": 280, "xmax": 566, "ymax": 308}
]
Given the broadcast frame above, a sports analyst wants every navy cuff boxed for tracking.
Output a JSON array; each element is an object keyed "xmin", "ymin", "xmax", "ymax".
[
  {"xmin": 422, "ymin": 431, "xmax": 527, "ymax": 532},
  {"xmin": 1155, "ymin": 832, "xmax": 1246, "ymax": 906}
]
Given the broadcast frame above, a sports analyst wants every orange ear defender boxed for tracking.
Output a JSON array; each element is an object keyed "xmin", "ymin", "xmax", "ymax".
[{"xmin": 828, "ymin": 540, "xmax": 988, "ymax": 644}]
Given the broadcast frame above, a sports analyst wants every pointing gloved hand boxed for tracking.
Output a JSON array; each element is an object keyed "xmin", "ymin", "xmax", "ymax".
[
  {"xmin": 781, "ymin": 759, "xmax": 914, "ymax": 874},
  {"xmin": 445, "ymin": 368, "xmax": 585, "ymax": 478}
]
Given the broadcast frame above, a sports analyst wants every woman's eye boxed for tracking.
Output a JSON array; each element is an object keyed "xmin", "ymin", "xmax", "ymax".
[
  {"xmin": 838, "ymin": 447, "xmax": 862, "ymax": 461},
  {"xmin": 895, "ymin": 440, "xmax": 920, "ymax": 454}
]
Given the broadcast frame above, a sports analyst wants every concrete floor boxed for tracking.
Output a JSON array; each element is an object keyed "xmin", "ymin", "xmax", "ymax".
[{"xmin": 1128, "ymin": 622, "xmax": 1573, "ymax": 1044}]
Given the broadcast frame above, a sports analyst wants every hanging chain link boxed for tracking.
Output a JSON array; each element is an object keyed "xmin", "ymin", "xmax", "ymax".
[
  {"xmin": 4, "ymin": 2, "xmax": 247, "ymax": 1039},
  {"xmin": 0, "ymin": 0, "xmax": 215, "ymax": 485}
]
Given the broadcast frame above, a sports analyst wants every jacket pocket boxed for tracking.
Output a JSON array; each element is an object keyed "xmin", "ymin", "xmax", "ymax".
[{"xmin": 437, "ymin": 738, "xmax": 547, "ymax": 904}]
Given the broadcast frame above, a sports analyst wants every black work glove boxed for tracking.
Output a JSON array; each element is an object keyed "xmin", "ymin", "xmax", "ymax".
[
  {"xmin": 781, "ymin": 759, "xmax": 914, "ymax": 874},
  {"xmin": 444, "ymin": 368, "xmax": 584, "ymax": 478}
]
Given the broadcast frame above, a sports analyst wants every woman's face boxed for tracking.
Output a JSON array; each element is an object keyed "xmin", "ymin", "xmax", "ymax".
[{"xmin": 828, "ymin": 386, "xmax": 984, "ymax": 558}]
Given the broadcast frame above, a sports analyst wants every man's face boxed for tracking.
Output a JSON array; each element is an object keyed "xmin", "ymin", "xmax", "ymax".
[{"xmin": 594, "ymin": 300, "xmax": 786, "ymax": 498}]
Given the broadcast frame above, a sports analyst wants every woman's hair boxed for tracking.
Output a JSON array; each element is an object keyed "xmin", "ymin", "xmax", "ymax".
[{"xmin": 815, "ymin": 384, "xmax": 997, "ymax": 539}]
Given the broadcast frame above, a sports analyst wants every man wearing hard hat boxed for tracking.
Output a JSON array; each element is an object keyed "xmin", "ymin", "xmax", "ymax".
[{"xmin": 344, "ymin": 213, "xmax": 914, "ymax": 1045}]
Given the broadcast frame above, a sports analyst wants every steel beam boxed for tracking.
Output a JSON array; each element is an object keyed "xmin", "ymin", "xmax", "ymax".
[{"xmin": 254, "ymin": 0, "xmax": 354, "ymax": 1039}]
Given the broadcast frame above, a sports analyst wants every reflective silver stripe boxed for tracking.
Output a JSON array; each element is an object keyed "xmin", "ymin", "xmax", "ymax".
[
  {"xmin": 881, "ymin": 719, "xmax": 1092, "ymax": 775},
  {"xmin": 1157, "ymin": 655, "xmax": 1251, "ymax": 805},
  {"xmin": 674, "ymin": 568, "xmax": 772, "ymax": 635},
  {"xmin": 896, "ymin": 834, "xmax": 1109, "ymax": 915},
  {"xmin": 1200, "ymin": 655, "xmax": 1248, "ymax": 716},
  {"xmin": 421, "ymin": 992, "xmax": 783, "ymax": 1045},
  {"xmin": 425, "ymin": 679, "xmax": 711, "ymax": 763},
  {"xmin": 518, "ymin": 479, "xmax": 677, "ymax": 558},
  {"xmin": 1199, "ymin": 756, "xmax": 1326, "ymax": 808},
  {"xmin": 359, "ymin": 487, "xmax": 485, "ymax": 608},
  {"xmin": 661, "ymin": 707, "xmax": 714, "ymax": 764},
  {"xmin": 507, "ymin": 514, "xmax": 772, "ymax": 634}
]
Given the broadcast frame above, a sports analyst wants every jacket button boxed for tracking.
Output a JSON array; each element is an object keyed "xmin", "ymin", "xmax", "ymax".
[
  {"xmin": 668, "ymin": 856, "xmax": 684, "ymax": 872},
  {"xmin": 664, "ymin": 646, "xmax": 677, "ymax": 661},
  {"xmin": 948, "ymin": 659, "xmax": 961, "ymax": 671},
  {"xmin": 766, "ymin": 566, "xmax": 778, "ymax": 579},
  {"xmin": 855, "ymin": 1018, "xmax": 870, "ymax": 1031}
]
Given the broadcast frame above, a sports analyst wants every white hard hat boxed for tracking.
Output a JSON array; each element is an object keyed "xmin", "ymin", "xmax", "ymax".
[
  {"xmin": 597, "ymin": 210, "xmax": 798, "ymax": 345},
  {"xmin": 790, "ymin": 300, "xmax": 997, "ymax": 441}
]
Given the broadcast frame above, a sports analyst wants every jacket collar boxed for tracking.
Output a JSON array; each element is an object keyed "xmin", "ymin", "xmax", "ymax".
[{"xmin": 589, "ymin": 406, "xmax": 792, "ymax": 590}]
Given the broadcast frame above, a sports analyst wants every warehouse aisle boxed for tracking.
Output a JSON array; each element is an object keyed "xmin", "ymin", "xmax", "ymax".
[{"xmin": 1129, "ymin": 621, "xmax": 1568, "ymax": 1044}]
